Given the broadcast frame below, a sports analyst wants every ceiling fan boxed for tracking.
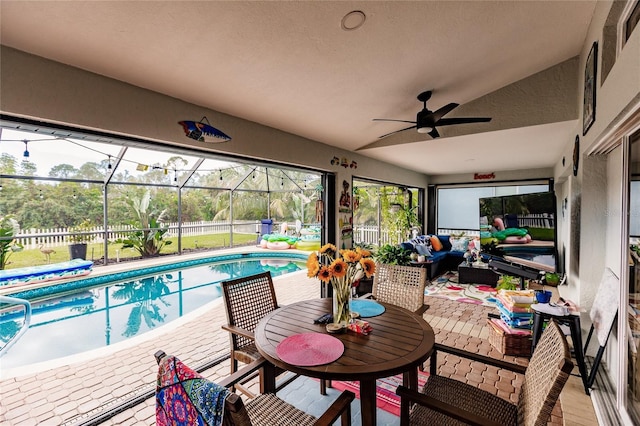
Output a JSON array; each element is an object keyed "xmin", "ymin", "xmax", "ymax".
[{"xmin": 373, "ymin": 90, "xmax": 492, "ymax": 139}]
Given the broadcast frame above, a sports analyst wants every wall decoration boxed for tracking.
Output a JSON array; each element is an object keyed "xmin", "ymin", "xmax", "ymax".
[
  {"xmin": 339, "ymin": 180, "xmax": 352, "ymax": 213},
  {"xmin": 573, "ymin": 135, "xmax": 580, "ymax": 177},
  {"xmin": 473, "ymin": 172, "xmax": 495, "ymax": 180},
  {"xmin": 582, "ymin": 42, "xmax": 597, "ymax": 136},
  {"xmin": 178, "ymin": 116, "xmax": 231, "ymax": 143},
  {"xmin": 329, "ymin": 156, "xmax": 357, "ymax": 169}
]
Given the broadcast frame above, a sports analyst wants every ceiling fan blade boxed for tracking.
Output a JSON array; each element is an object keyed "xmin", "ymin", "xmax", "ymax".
[
  {"xmin": 428, "ymin": 128, "xmax": 440, "ymax": 139},
  {"xmin": 436, "ymin": 117, "xmax": 492, "ymax": 126},
  {"xmin": 378, "ymin": 125, "xmax": 417, "ymax": 139},
  {"xmin": 372, "ymin": 118, "xmax": 417, "ymax": 124},
  {"xmin": 429, "ymin": 103, "xmax": 459, "ymax": 122}
]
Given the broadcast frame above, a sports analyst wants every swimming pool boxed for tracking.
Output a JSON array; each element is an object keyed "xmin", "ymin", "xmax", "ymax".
[{"xmin": 0, "ymin": 252, "xmax": 307, "ymax": 369}]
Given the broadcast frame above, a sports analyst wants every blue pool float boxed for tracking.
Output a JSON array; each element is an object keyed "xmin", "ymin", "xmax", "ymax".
[{"xmin": 0, "ymin": 259, "xmax": 93, "ymax": 287}]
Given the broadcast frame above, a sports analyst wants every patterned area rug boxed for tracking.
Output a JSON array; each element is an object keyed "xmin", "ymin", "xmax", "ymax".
[
  {"xmin": 329, "ymin": 371, "xmax": 430, "ymax": 416},
  {"xmin": 425, "ymin": 271, "xmax": 497, "ymax": 306}
]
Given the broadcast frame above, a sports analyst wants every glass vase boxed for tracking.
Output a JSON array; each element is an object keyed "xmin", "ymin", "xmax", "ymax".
[{"xmin": 332, "ymin": 281, "xmax": 352, "ymax": 327}]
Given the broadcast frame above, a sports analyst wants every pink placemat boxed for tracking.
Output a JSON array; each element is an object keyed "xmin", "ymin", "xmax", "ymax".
[{"xmin": 276, "ymin": 332, "xmax": 344, "ymax": 366}]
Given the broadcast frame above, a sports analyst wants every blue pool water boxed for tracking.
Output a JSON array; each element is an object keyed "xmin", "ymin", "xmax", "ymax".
[{"xmin": 0, "ymin": 254, "xmax": 306, "ymax": 369}]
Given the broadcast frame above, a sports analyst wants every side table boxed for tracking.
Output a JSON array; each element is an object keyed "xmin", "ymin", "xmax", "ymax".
[{"xmin": 458, "ymin": 263, "xmax": 498, "ymax": 286}]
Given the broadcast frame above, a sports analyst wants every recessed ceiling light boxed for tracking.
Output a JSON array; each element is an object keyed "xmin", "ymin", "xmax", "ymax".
[{"xmin": 341, "ymin": 10, "xmax": 366, "ymax": 31}]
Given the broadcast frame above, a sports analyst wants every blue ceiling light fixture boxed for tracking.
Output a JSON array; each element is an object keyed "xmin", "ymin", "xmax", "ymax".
[{"xmin": 23, "ymin": 140, "xmax": 30, "ymax": 157}]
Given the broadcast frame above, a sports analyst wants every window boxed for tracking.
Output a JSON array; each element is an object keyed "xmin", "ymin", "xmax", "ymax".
[
  {"xmin": 0, "ymin": 123, "xmax": 323, "ymax": 266},
  {"xmin": 436, "ymin": 183, "xmax": 551, "ymax": 234},
  {"xmin": 626, "ymin": 1, "xmax": 640, "ymax": 43}
]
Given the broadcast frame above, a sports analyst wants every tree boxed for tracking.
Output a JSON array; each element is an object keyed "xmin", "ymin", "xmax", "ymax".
[
  {"xmin": 19, "ymin": 160, "xmax": 37, "ymax": 176},
  {"xmin": 78, "ymin": 162, "xmax": 106, "ymax": 180},
  {"xmin": 0, "ymin": 153, "xmax": 18, "ymax": 175},
  {"xmin": 49, "ymin": 164, "xmax": 79, "ymax": 179}
]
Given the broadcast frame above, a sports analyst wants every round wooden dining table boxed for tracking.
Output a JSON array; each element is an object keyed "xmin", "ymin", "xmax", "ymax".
[{"xmin": 254, "ymin": 298, "xmax": 435, "ymax": 425}]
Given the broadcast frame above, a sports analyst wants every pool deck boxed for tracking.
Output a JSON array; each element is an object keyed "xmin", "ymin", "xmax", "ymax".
[{"xmin": 0, "ymin": 247, "xmax": 599, "ymax": 425}]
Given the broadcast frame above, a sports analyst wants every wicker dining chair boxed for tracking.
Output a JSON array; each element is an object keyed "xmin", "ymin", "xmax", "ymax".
[
  {"xmin": 221, "ymin": 271, "xmax": 329, "ymax": 396},
  {"xmin": 155, "ymin": 351, "xmax": 355, "ymax": 426},
  {"xmin": 361, "ymin": 264, "xmax": 428, "ymax": 314},
  {"xmin": 396, "ymin": 320, "xmax": 573, "ymax": 426}
]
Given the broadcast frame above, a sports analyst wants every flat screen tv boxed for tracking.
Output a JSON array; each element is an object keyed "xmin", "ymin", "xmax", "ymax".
[{"xmin": 479, "ymin": 191, "xmax": 558, "ymax": 273}]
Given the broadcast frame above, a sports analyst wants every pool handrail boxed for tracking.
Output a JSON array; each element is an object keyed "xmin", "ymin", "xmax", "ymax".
[{"xmin": 0, "ymin": 295, "xmax": 32, "ymax": 357}]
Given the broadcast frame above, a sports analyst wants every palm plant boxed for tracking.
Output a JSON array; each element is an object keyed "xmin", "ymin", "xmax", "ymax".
[
  {"xmin": 119, "ymin": 189, "xmax": 172, "ymax": 257},
  {"xmin": 0, "ymin": 215, "xmax": 23, "ymax": 269}
]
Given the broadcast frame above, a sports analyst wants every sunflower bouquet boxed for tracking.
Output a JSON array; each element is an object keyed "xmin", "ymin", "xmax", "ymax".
[{"xmin": 307, "ymin": 244, "xmax": 376, "ymax": 325}]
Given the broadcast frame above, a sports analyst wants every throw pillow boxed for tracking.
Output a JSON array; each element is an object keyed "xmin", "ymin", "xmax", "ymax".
[
  {"xmin": 450, "ymin": 237, "xmax": 469, "ymax": 252},
  {"xmin": 416, "ymin": 244, "xmax": 432, "ymax": 256},
  {"xmin": 430, "ymin": 235, "xmax": 443, "ymax": 251}
]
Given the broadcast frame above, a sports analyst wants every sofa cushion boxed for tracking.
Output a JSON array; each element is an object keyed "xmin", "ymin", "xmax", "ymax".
[
  {"xmin": 429, "ymin": 251, "xmax": 448, "ymax": 262},
  {"xmin": 399, "ymin": 242, "xmax": 414, "ymax": 252},
  {"xmin": 447, "ymin": 250, "xmax": 466, "ymax": 258},
  {"xmin": 436, "ymin": 235, "xmax": 452, "ymax": 251}
]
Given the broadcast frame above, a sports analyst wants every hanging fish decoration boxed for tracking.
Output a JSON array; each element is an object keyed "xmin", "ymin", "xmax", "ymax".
[{"xmin": 178, "ymin": 116, "xmax": 231, "ymax": 143}]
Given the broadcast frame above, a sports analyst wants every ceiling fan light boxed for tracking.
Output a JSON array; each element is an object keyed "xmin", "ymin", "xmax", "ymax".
[{"xmin": 416, "ymin": 127, "xmax": 430, "ymax": 134}]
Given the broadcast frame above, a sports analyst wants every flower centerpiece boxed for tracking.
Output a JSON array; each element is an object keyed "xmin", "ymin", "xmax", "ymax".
[{"xmin": 307, "ymin": 244, "xmax": 376, "ymax": 326}]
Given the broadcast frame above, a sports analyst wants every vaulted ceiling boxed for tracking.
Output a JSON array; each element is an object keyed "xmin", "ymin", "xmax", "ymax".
[{"xmin": 0, "ymin": 1, "xmax": 597, "ymax": 175}]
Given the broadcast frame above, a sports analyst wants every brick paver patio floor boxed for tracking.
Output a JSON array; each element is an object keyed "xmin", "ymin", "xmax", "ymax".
[{"xmin": 0, "ymin": 254, "xmax": 598, "ymax": 425}]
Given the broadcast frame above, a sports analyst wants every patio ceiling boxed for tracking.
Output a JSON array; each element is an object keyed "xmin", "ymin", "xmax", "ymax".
[{"xmin": 0, "ymin": 1, "xmax": 597, "ymax": 175}]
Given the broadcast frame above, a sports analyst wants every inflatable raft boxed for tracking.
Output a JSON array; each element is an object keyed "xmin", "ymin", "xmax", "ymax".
[{"xmin": 0, "ymin": 259, "xmax": 93, "ymax": 287}]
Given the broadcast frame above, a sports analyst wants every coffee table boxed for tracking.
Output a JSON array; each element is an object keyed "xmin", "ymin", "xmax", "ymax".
[{"xmin": 458, "ymin": 263, "xmax": 498, "ymax": 285}]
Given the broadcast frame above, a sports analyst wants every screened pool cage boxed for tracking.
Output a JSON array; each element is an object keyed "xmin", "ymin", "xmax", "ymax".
[
  {"xmin": 352, "ymin": 180, "xmax": 423, "ymax": 247},
  {"xmin": 0, "ymin": 126, "xmax": 324, "ymax": 268}
]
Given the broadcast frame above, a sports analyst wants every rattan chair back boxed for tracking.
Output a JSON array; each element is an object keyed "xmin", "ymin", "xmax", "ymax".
[
  {"xmin": 517, "ymin": 320, "xmax": 574, "ymax": 425},
  {"xmin": 222, "ymin": 272, "xmax": 278, "ymax": 362},
  {"xmin": 372, "ymin": 264, "xmax": 427, "ymax": 312}
]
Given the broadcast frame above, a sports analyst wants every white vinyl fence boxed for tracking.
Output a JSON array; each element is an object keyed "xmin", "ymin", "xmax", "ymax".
[
  {"xmin": 15, "ymin": 220, "xmax": 259, "ymax": 250},
  {"xmin": 354, "ymin": 225, "xmax": 484, "ymax": 246},
  {"xmin": 353, "ymin": 225, "xmax": 400, "ymax": 246}
]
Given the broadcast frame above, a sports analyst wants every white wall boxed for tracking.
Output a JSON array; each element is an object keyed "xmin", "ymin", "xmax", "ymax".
[
  {"xmin": 555, "ymin": 1, "xmax": 640, "ymax": 312},
  {"xmin": 560, "ymin": 2, "xmax": 640, "ymax": 419}
]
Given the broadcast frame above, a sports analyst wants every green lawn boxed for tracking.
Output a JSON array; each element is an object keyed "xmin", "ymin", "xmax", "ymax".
[{"xmin": 4, "ymin": 233, "xmax": 259, "ymax": 269}]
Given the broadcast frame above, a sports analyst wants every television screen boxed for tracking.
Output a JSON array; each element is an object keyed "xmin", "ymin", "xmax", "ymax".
[{"xmin": 479, "ymin": 191, "xmax": 557, "ymax": 273}]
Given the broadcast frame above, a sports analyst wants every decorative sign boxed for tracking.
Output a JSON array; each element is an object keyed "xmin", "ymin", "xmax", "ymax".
[
  {"xmin": 178, "ymin": 116, "xmax": 231, "ymax": 143},
  {"xmin": 474, "ymin": 172, "xmax": 495, "ymax": 180}
]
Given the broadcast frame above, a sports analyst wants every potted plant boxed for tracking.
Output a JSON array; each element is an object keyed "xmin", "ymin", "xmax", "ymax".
[
  {"xmin": 374, "ymin": 243, "xmax": 412, "ymax": 266},
  {"xmin": 544, "ymin": 272, "xmax": 560, "ymax": 287},
  {"xmin": 68, "ymin": 219, "xmax": 94, "ymax": 260},
  {"xmin": 496, "ymin": 274, "xmax": 520, "ymax": 291},
  {"xmin": 398, "ymin": 205, "xmax": 420, "ymax": 240}
]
